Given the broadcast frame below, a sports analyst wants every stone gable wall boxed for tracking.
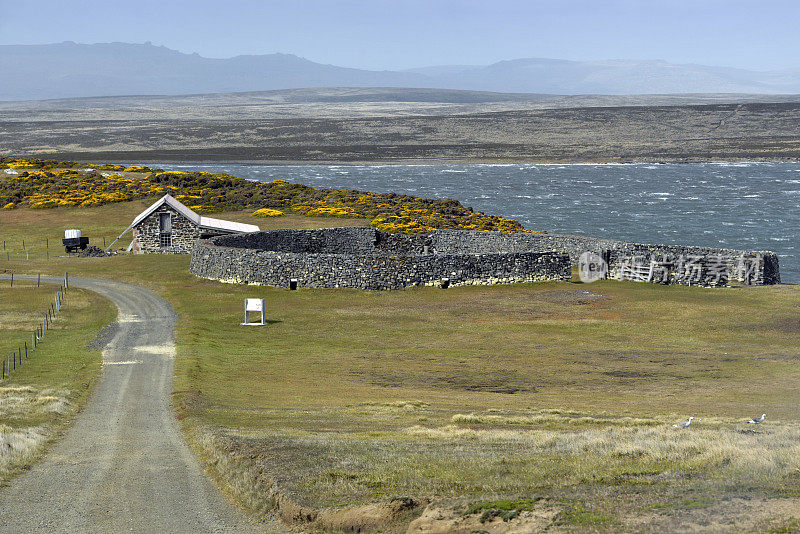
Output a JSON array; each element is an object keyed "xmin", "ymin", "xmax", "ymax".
[
  {"xmin": 132, "ymin": 205, "xmax": 239, "ymax": 255},
  {"xmin": 133, "ymin": 205, "xmax": 200, "ymax": 254}
]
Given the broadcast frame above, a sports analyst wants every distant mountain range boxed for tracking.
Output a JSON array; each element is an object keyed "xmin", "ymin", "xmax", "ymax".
[{"xmin": 2, "ymin": 42, "xmax": 800, "ymax": 101}]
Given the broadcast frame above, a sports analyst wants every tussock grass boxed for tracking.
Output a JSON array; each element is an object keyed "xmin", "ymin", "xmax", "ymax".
[
  {"xmin": 204, "ymin": 414, "xmax": 800, "ymax": 514},
  {"xmin": 357, "ymin": 401, "xmax": 430, "ymax": 411},
  {"xmin": 0, "ymin": 387, "xmax": 71, "ymax": 415},
  {"xmin": 451, "ymin": 411, "xmax": 660, "ymax": 428},
  {"xmin": 766, "ymin": 517, "xmax": 800, "ymax": 533},
  {"xmin": 0, "ymin": 385, "xmax": 68, "ymax": 479},
  {"xmin": 404, "ymin": 419, "xmax": 800, "ymax": 484}
]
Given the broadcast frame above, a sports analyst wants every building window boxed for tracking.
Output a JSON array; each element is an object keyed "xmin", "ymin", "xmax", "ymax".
[{"xmin": 159, "ymin": 212, "xmax": 172, "ymax": 247}]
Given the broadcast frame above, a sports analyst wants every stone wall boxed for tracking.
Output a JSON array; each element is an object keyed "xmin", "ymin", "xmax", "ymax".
[
  {"xmin": 191, "ymin": 227, "xmax": 571, "ymax": 289},
  {"xmin": 190, "ymin": 227, "xmax": 780, "ymax": 289},
  {"xmin": 211, "ymin": 227, "xmax": 394, "ymax": 255},
  {"xmin": 427, "ymin": 230, "xmax": 780, "ymax": 286}
]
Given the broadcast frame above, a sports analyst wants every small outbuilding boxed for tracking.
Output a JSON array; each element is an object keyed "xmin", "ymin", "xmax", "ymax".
[{"xmin": 118, "ymin": 194, "xmax": 259, "ymax": 254}]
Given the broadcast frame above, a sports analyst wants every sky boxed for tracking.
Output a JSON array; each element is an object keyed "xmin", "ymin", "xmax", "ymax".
[{"xmin": 1, "ymin": 0, "xmax": 798, "ymax": 71}]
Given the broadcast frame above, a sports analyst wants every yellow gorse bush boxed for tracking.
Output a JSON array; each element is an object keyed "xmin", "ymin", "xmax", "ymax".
[
  {"xmin": 8, "ymin": 162, "xmax": 35, "ymax": 169},
  {"xmin": 0, "ymin": 157, "xmax": 541, "ymax": 235},
  {"xmin": 252, "ymin": 208, "xmax": 284, "ymax": 218},
  {"xmin": 122, "ymin": 166, "xmax": 153, "ymax": 173}
]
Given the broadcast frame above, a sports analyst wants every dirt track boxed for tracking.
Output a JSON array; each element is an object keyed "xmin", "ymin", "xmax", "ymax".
[{"xmin": 0, "ymin": 275, "xmax": 260, "ymax": 533}]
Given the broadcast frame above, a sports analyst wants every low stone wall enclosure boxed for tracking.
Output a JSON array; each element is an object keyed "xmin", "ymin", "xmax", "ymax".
[
  {"xmin": 190, "ymin": 227, "xmax": 571, "ymax": 290},
  {"xmin": 189, "ymin": 227, "xmax": 780, "ymax": 289},
  {"xmin": 426, "ymin": 230, "xmax": 780, "ymax": 286}
]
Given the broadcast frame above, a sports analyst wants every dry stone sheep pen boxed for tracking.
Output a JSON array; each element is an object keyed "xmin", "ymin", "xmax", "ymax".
[
  {"xmin": 422, "ymin": 230, "xmax": 779, "ymax": 286},
  {"xmin": 190, "ymin": 227, "xmax": 572, "ymax": 290},
  {"xmin": 189, "ymin": 228, "xmax": 779, "ymax": 290}
]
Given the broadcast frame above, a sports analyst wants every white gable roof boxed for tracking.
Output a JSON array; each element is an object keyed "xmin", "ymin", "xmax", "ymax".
[
  {"xmin": 198, "ymin": 215, "xmax": 260, "ymax": 233},
  {"xmin": 131, "ymin": 194, "xmax": 260, "ymax": 233}
]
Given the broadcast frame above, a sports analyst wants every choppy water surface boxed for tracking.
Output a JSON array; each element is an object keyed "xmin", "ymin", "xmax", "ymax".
[{"xmin": 158, "ymin": 162, "xmax": 800, "ymax": 282}]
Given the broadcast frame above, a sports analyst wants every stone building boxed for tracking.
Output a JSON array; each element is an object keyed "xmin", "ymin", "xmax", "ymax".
[{"xmin": 123, "ymin": 194, "xmax": 259, "ymax": 254}]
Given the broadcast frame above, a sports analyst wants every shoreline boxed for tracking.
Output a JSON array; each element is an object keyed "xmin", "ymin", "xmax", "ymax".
[{"xmin": 12, "ymin": 154, "xmax": 800, "ymax": 166}]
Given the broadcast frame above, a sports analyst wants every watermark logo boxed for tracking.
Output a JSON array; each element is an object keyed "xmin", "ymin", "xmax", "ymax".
[
  {"xmin": 578, "ymin": 251, "xmax": 608, "ymax": 283},
  {"xmin": 615, "ymin": 252, "xmax": 762, "ymax": 286}
]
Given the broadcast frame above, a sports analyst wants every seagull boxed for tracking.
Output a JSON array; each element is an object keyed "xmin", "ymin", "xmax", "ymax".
[
  {"xmin": 748, "ymin": 413, "xmax": 766, "ymax": 425},
  {"xmin": 674, "ymin": 417, "xmax": 694, "ymax": 428}
]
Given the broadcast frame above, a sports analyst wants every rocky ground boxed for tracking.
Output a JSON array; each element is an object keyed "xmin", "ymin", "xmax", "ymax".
[{"xmin": 1, "ymin": 89, "xmax": 799, "ymax": 163}]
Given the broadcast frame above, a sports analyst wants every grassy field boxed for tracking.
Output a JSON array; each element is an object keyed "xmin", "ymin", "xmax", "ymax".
[
  {"xmin": 0, "ymin": 279, "xmax": 115, "ymax": 484},
  {"xmin": 2, "ymin": 201, "xmax": 800, "ymax": 531}
]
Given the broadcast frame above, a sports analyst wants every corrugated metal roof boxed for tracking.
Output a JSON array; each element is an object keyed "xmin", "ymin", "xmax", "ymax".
[
  {"xmin": 199, "ymin": 216, "xmax": 260, "ymax": 233},
  {"xmin": 131, "ymin": 194, "xmax": 259, "ymax": 233}
]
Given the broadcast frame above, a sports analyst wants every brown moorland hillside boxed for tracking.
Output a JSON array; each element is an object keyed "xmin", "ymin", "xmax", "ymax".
[{"xmin": 2, "ymin": 90, "xmax": 800, "ymax": 163}]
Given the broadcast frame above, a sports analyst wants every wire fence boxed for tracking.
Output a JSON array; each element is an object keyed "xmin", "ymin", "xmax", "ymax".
[
  {"xmin": 0, "ymin": 237, "xmax": 115, "ymax": 261},
  {"xmin": 1, "ymin": 273, "xmax": 70, "ymax": 381}
]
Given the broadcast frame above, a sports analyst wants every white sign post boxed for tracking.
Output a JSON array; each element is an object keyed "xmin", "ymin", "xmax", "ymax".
[{"xmin": 242, "ymin": 298, "xmax": 265, "ymax": 326}]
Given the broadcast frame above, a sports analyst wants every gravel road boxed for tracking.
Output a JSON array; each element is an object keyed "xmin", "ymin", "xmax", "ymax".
[{"xmin": 0, "ymin": 275, "xmax": 261, "ymax": 533}]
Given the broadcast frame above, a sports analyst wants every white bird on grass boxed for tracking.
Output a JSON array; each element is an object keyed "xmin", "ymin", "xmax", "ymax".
[
  {"xmin": 748, "ymin": 413, "xmax": 766, "ymax": 425},
  {"xmin": 674, "ymin": 417, "xmax": 694, "ymax": 428}
]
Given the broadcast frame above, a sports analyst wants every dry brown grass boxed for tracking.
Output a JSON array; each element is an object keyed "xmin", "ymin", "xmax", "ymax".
[
  {"xmin": 0, "ymin": 282, "xmax": 114, "ymax": 484},
  {"xmin": 0, "ymin": 386, "xmax": 69, "ymax": 480}
]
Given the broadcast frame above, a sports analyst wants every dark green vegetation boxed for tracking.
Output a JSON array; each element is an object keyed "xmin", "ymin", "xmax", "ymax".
[
  {"xmin": 2, "ymin": 199, "xmax": 800, "ymax": 531},
  {"xmin": 2, "ymin": 89, "xmax": 800, "ymax": 163},
  {"xmin": 557, "ymin": 502, "xmax": 616, "ymax": 527},
  {"xmin": 768, "ymin": 518, "xmax": 800, "ymax": 533},
  {"xmin": 466, "ymin": 499, "xmax": 541, "ymax": 522}
]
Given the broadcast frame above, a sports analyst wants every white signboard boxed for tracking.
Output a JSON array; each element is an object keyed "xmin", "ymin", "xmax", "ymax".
[
  {"xmin": 245, "ymin": 298, "xmax": 264, "ymax": 312},
  {"xmin": 243, "ymin": 298, "xmax": 265, "ymax": 325}
]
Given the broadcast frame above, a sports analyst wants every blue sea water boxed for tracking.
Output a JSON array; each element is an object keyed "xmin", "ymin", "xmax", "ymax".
[{"xmin": 156, "ymin": 162, "xmax": 800, "ymax": 283}]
